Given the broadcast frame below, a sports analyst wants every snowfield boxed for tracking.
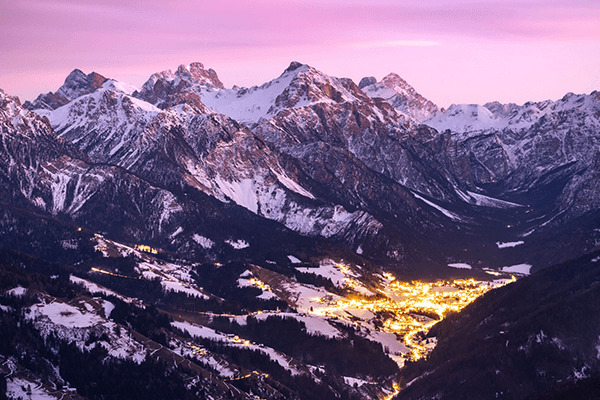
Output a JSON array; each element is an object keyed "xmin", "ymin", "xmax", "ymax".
[{"xmin": 28, "ymin": 301, "xmax": 104, "ymax": 329}]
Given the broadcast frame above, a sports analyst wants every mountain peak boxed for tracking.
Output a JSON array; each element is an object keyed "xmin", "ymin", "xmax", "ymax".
[
  {"xmin": 60, "ymin": 69, "xmax": 108, "ymax": 98},
  {"xmin": 64, "ymin": 68, "xmax": 86, "ymax": 81},
  {"xmin": 175, "ymin": 62, "xmax": 224, "ymax": 89},
  {"xmin": 360, "ymin": 73, "xmax": 438, "ymax": 123},
  {"xmin": 135, "ymin": 62, "xmax": 224, "ymax": 108},
  {"xmin": 380, "ymin": 73, "xmax": 409, "ymax": 88},
  {"xmin": 0, "ymin": 88, "xmax": 21, "ymax": 120},
  {"xmin": 483, "ymin": 101, "xmax": 521, "ymax": 119},
  {"xmin": 24, "ymin": 69, "xmax": 108, "ymax": 111}
]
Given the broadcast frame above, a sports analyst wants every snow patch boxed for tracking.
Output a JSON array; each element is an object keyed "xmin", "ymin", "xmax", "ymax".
[
  {"xmin": 102, "ymin": 79, "xmax": 139, "ymax": 95},
  {"xmin": 226, "ymin": 239, "xmax": 250, "ymax": 249},
  {"xmin": 240, "ymin": 270, "xmax": 253, "ymax": 278},
  {"xmin": 29, "ymin": 302, "xmax": 104, "ymax": 328},
  {"xmin": 215, "ymin": 176, "xmax": 258, "ymax": 213},
  {"xmin": 239, "ymin": 312, "xmax": 342, "ymax": 338},
  {"xmin": 5, "ymin": 286, "xmax": 27, "ymax": 297},
  {"xmin": 413, "ymin": 192, "xmax": 461, "ymax": 221},
  {"xmin": 502, "ymin": 264, "xmax": 532, "ymax": 275},
  {"xmin": 467, "ymin": 191, "xmax": 524, "ymax": 209},
  {"xmin": 257, "ymin": 291, "xmax": 279, "ymax": 300},
  {"xmin": 343, "ymin": 376, "xmax": 371, "ymax": 387},
  {"xmin": 100, "ymin": 299, "xmax": 115, "ymax": 319},
  {"xmin": 173, "ymin": 320, "xmax": 303, "ymax": 375},
  {"xmin": 70, "ymin": 275, "xmax": 128, "ymax": 301},
  {"xmin": 161, "ymin": 280, "xmax": 208, "ymax": 298},
  {"xmin": 496, "ymin": 241, "xmax": 524, "ymax": 249},
  {"xmin": 169, "ymin": 226, "xmax": 184, "ymax": 239},
  {"xmin": 295, "ymin": 259, "xmax": 354, "ymax": 287},
  {"xmin": 192, "ymin": 234, "xmax": 215, "ymax": 249},
  {"xmin": 271, "ymin": 168, "xmax": 315, "ymax": 199},
  {"xmin": 448, "ymin": 263, "xmax": 472, "ymax": 270},
  {"xmin": 287, "ymin": 255, "xmax": 302, "ymax": 264},
  {"xmin": 6, "ymin": 377, "xmax": 57, "ymax": 400}
]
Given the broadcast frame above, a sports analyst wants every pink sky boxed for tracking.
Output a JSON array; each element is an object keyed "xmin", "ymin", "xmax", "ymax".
[{"xmin": 1, "ymin": 0, "xmax": 599, "ymax": 107}]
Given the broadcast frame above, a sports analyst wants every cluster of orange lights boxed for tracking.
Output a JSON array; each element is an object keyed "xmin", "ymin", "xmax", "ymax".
[
  {"xmin": 311, "ymin": 269, "xmax": 516, "ymax": 362},
  {"xmin": 247, "ymin": 277, "xmax": 271, "ymax": 292},
  {"xmin": 134, "ymin": 244, "xmax": 158, "ymax": 254}
]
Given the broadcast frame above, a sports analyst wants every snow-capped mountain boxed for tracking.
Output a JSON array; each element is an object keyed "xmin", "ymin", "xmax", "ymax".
[
  {"xmin": 241, "ymin": 62, "xmax": 466, "ymax": 206},
  {"xmin": 200, "ymin": 61, "xmax": 369, "ymax": 125}
]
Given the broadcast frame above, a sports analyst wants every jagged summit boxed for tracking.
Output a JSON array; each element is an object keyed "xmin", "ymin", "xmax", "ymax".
[
  {"xmin": 483, "ymin": 101, "xmax": 521, "ymax": 119},
  {"xmin": 134, "ymin": 62, "xmax": 223, "ymax": 109},
  {"xmin": 360, "ymin": 72, "xmax": 438, "ymax": 123},
  {"xmin": 24, "ymin": 69, "xmax": 108, "ymax": 111},
  {"xmin": 0, "ymin": 88, "xmax": 24, "ymax": 124},
  {"xmin": 175, "ymin": 62, "xmax": 224, "ymax": 89}
]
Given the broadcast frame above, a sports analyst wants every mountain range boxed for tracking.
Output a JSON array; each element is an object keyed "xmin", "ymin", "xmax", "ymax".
[
  {"xmin": 4, "ymin": 61, "xmax": 600, "ymax": 274},
  {"xmin": 1, "ymin": 61, "xmax": 599, "ymax": 399}
]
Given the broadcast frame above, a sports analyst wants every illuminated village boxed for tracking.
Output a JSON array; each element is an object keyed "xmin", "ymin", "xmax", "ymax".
[{"xmin": 245, "ymin": 262, "xmax": 517, "ymax": 365}]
